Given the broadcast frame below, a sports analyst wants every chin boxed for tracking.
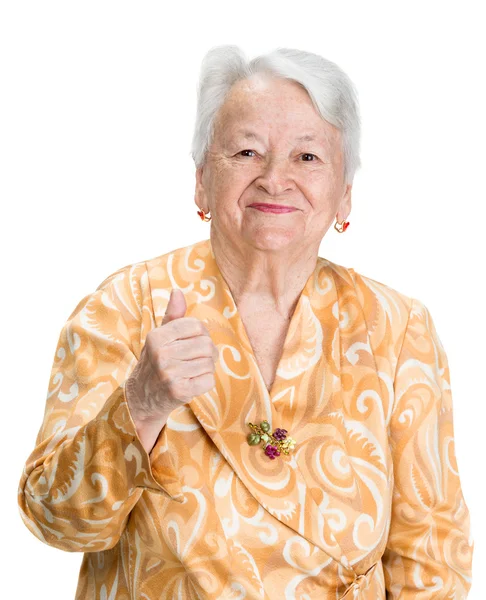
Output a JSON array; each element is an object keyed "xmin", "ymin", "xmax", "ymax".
[{"xmin": 246, "ymin": 227, "xmax": 298, "ymax": 251}]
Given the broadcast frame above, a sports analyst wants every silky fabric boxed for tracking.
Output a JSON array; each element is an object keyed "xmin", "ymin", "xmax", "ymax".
[{"xmin": 18, "ymin": 238, "xmax": 474, "ymax": 598}]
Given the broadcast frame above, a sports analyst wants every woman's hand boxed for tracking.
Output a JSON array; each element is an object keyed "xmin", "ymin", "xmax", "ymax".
[{"xmin": 125, "ymin": 288, "xmax": 219, "ymax": 453}]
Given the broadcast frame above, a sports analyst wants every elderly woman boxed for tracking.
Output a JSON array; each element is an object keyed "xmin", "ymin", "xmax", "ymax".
[{"xmin": 18, "ymin": 46, "xmax": 473, "ymax": 599}]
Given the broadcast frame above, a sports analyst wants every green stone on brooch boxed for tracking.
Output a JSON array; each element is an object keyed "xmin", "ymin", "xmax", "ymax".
[
  {"xmin": 247, "ymin": 433, "xmax": 261, "ymax": 446},
  {"xmin": 260, "ymin": 420, "xmax": 271, "ymax": 432}
]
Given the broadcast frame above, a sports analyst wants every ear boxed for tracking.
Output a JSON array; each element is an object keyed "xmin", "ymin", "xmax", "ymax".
[
  {"xmin": 194, "ymin": 165, "xmax": 209, "ymax": 211},
  {"xmin": 336, "ymin": 183, "xmax": 352, "ymax": 222}
]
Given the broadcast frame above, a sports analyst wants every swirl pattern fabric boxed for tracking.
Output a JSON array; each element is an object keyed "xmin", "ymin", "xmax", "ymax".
[{"xmin": 18, "ymin": 238, "xmax": 473, "ymax": 598}]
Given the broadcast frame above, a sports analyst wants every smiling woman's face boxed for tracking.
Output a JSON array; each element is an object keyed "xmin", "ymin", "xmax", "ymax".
[{"xmin": 195, "ymin": 75, "xmax": 352, "ymax": 253}]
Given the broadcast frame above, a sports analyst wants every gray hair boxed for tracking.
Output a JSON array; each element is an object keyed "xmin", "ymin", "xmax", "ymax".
[{"xmin": 190, "ymin": 45, "xmax": 362, "ymax": 185}]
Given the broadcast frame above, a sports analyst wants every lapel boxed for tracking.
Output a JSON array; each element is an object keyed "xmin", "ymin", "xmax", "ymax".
[{"xmin": 146, "ymin": 238, "xmax": 392, "ymax": 576}]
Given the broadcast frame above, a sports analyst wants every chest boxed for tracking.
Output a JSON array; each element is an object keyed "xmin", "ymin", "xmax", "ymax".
[{"xmin": 239, "ymin": 312, "xmax": 290, "ymax": 392}]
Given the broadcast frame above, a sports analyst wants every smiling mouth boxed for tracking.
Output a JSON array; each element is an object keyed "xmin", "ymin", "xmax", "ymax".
[{"xmin": 248, "ymin": 203, "xmax": 297, "ymax": 213}]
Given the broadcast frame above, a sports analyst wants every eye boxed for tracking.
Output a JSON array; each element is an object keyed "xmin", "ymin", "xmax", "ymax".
[
  {"xmin": 237, "ymin": 149, "xmax": 256, "ymax": 157},
  {"xmin": 301, "ymin": 153, "xmax": 318, "ymax": 162}
]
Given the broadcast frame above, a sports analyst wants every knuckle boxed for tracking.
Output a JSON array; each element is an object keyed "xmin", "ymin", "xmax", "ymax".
[
  {"xmin": 204, "ymin": 373, "xmax": 216, "ymax": 389},
  {"xmin": 191, "ymin": 372, "xmax": 215, "ymax": 395}
]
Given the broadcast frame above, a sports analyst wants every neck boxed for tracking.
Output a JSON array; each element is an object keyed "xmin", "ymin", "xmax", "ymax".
[{"xmin": 209, "ymin": 230, "xmax": 319, "ymax": 320}]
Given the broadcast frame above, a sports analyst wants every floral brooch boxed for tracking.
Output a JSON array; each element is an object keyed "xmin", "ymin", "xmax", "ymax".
[{"xmin": 246, "ymin": 421, "xmax": 296, "ymax": 459}]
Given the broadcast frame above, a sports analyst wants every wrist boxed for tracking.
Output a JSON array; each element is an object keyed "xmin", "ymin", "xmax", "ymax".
[
  {"xmin": 125, "ymin": 378, "xmax": 173, "ymax": 425},
  {"xmin": 132, "ymin": 414, "xmax": 169, "ymax": 455}
]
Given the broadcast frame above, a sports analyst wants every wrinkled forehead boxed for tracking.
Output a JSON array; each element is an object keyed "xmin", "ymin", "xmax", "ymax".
[{"xmin": 213, "ymin": 77, "xmax": 340, "ymax": 148}]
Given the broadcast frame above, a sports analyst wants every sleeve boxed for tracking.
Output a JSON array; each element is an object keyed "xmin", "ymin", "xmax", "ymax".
[
  {"xmin": 382, "ymin": 297, "xmax": 474, "ymax": 598},
  {"xmin": 17, "ymin": 263, "xmax": 184, "ymax": 554}
]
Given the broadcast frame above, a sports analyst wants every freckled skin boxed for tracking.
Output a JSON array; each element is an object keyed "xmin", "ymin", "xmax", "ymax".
[{"xmin": 194, "ymin": 74, "xmax": 353, "ymax": 316}]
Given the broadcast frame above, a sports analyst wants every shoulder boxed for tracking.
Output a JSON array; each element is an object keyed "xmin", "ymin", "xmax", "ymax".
[
  {"xmin": 90, "ymin": 240, "xmax": 207, "ymax": 320},
  {"xmin": 91, "ymin": 258, "xmax": 153, "ymax": 323},
  {"xmin": 144, "ymin": 238, "xmax": 210, "ymax": 274},
  {"xmin": 318, "ymin": 256, "xmax": 413, "ymax": 315},
  {"xmin": 94, "ymin": 239, "xmax": 201, "ymax": 296},
  {"xmin": 349, "ymin": 266, "xmax": 413, "ymax": 315},
  {"xmin": 319, "ymin": 257, "xmax": 417, "ymax": 370},
  {"xmin": 95, "ymin": 259, "xmax": 148, "ymax": 293}
]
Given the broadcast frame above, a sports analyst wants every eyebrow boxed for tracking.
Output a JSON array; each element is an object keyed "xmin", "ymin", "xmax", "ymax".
[{"xmin": 233, "ymin": 130, "xmax": 263, "ymax": 142}]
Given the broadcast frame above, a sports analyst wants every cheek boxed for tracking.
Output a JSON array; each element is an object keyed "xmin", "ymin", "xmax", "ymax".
[
  {"xmin": 306, "ymin": 169, "xmax": 342, "ymax": 202},
  {"xmin": 212, "ymin": 169, "xmax": 249, "ymax": 208},
  {"xmin": 209, "ymin": 186, "xmax": 243, "ymax": 228}
]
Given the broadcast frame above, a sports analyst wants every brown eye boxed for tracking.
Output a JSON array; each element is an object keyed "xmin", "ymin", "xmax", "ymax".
[
  {"xmin": 238, "ymin": 150, "xmax": 255, "ymax": 157},
  {"xmin": 301, "ymin": 153, "xmax": 317, "ymax": 161}
]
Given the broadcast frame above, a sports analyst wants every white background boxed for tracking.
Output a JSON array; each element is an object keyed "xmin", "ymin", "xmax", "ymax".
[{"xmin": 2, "ymin": 1, "xmax": 484, "ymax": 598}]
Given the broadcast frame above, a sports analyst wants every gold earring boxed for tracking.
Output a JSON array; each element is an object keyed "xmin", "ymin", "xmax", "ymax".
[
  {"xmin": 334, "ymin": 219, "xmax": 350, "ymax": 233},
  {"xmin": 197, "ymin": 209, "xmax": 211, "ymax": 222}
]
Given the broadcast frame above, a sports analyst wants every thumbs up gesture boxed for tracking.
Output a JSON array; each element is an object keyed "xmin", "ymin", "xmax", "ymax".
[{"xmin": 126, "ymin": 288, "xmax": 219, "ymax": 453}]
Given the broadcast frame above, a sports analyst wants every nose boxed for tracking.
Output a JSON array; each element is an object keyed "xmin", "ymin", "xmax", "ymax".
[{"xmin": 255, "ymin": 156, "xmax": 295, "ymax": 196}]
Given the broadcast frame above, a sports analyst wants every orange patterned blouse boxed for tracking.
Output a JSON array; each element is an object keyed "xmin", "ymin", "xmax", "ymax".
[{"xmin": 18, "ymin": 237, "xmax": 474, "ymax": 599}]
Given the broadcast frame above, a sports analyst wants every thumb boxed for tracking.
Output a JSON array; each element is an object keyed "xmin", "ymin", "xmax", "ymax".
[{"xmin": 161, "ymin": 288, "xmax": 187, "ymax": 325}]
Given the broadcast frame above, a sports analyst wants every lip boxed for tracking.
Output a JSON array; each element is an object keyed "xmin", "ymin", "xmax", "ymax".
[{"xmin": 248, "ymin": 203, "xmax": 297, "ymax": 213}]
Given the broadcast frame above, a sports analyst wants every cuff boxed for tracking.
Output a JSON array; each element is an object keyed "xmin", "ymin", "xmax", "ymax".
[{"xmin": 97, "ymin": 382, "xmax": 184, "ymax": 503}]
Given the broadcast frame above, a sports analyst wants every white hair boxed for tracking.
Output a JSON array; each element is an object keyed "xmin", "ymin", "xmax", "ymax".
[{"xmin": 190, "ymin": 45, "xmax": 362, "ymax": 185}]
